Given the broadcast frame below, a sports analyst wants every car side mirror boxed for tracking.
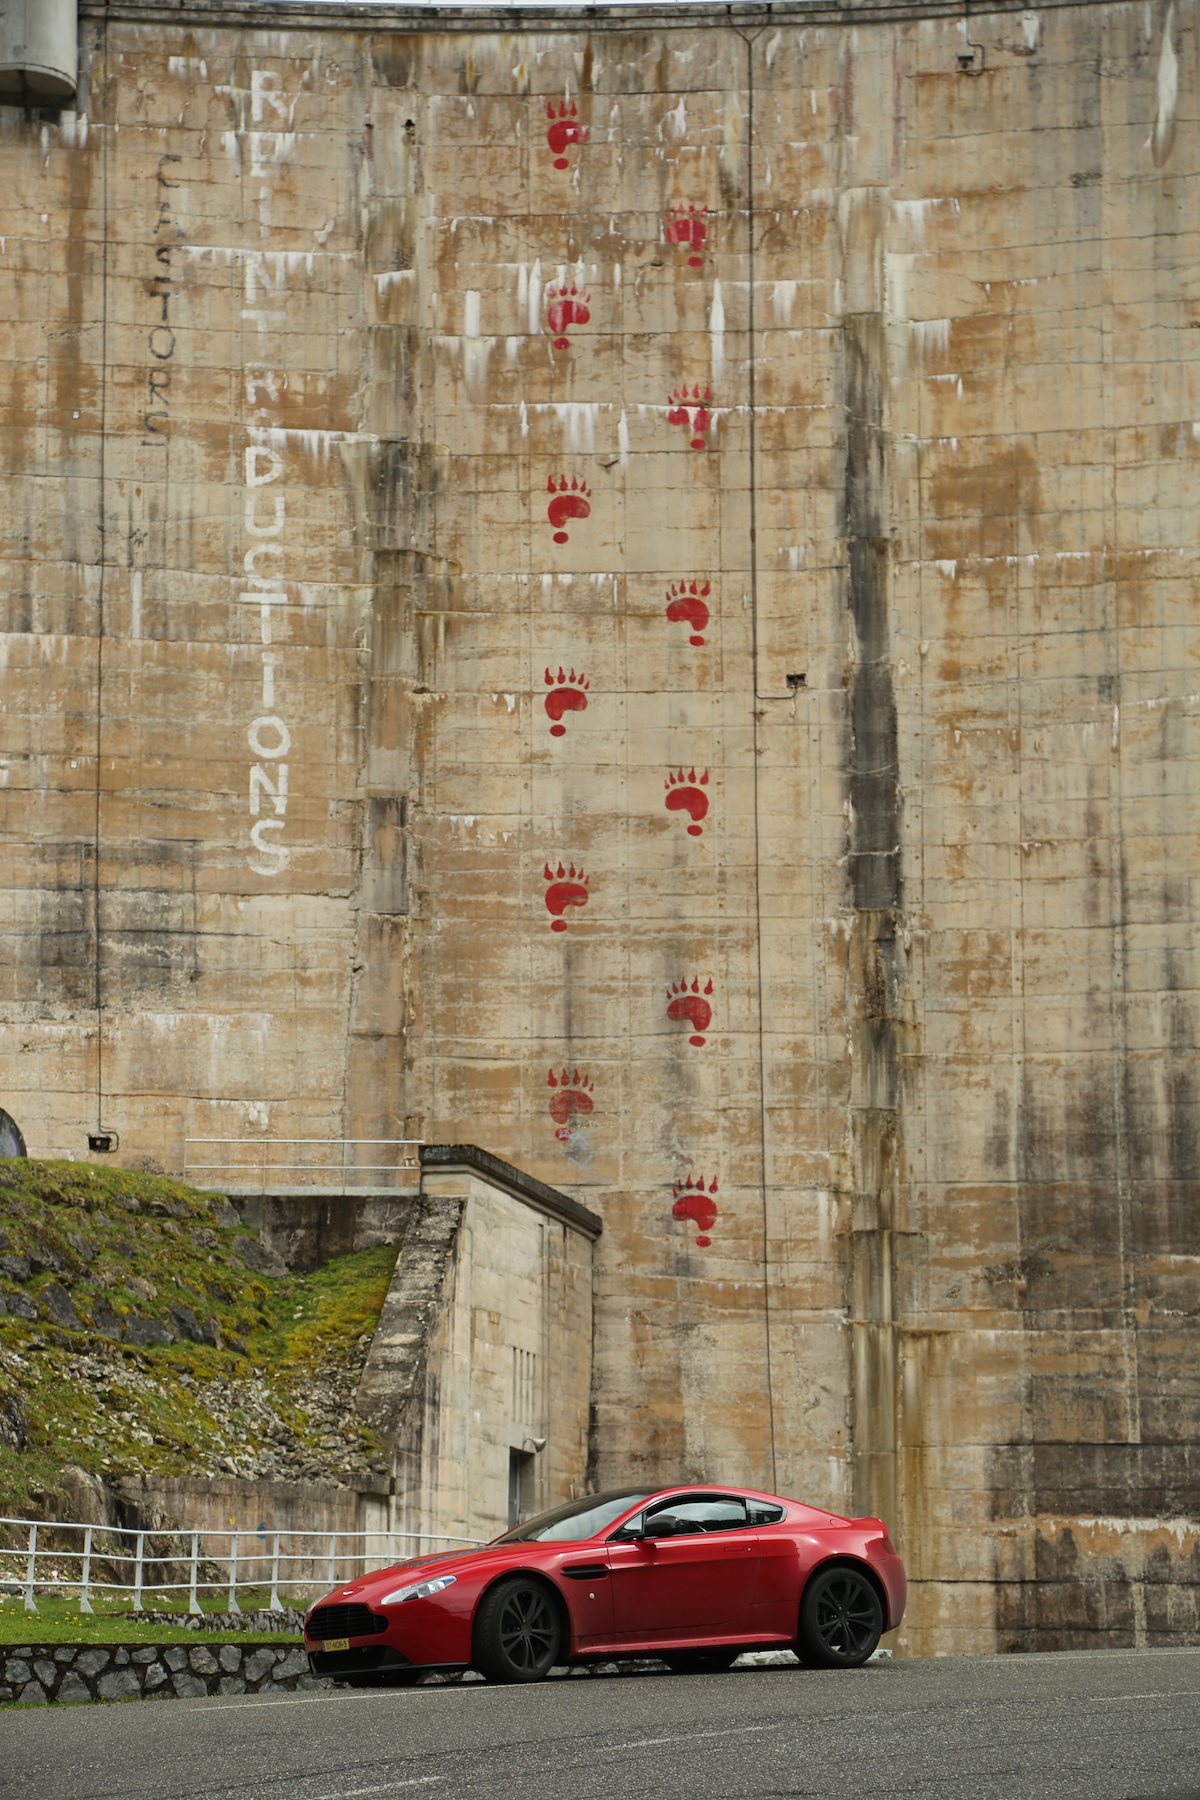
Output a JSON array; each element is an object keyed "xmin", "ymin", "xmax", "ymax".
[{"xmin": 642, "ymin": 1515, "xmax": 679, "ymax": 1539}]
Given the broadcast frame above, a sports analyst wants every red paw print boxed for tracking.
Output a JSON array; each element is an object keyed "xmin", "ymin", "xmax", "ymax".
[
  {"xmin": 672, "ymin": 1174, "xmax": 718, "ymax": 1246},
  {"xmin": 666, "ymin": 579, "xmax": 711, "ymax": 647},
  {"xmin": 667, "ymin": 385, "xmax": 714, "ymax": 451},
  {"xmin": 666, "ymin": 203, "xmax": 708, "ymax": 268},
  {"xmin": 548, "ymin": 1067, "xmax": 594, "ymax": 1137},
  {"xmin": 665, "ymin": 767, "xmax": 709, "ymax": 837},
  {"xmin": 547, "ymin": 475, "xmax": 591, "ymax": 543},
  {"xmin": 546, "ymin": 99, "xmax": 588, "ymax": 170},
  {"xmin": 544, "ymin": 667, "xmax": 589, "ymax": 737},
  {"xmin": 667, "ymin": 976, "xmax": 714, "ymax": 1046},
  {"xmin": 546, "ymin": 282, "xmax": 591, "ymax": 349},
  {"xmin": 544, "ymin": 860, "xmax": 589, "ymax": 932}
]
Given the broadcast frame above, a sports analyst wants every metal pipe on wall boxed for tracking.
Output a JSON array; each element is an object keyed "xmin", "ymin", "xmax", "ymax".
[{"xmin": 0, "ymin": 0, "xmax": 77, "ymax": 102}]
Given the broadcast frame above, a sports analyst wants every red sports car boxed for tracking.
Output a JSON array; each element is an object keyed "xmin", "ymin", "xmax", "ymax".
[{"xmin": 304, "ymin": 1485, "xmax": 905, "ymax": 1685}]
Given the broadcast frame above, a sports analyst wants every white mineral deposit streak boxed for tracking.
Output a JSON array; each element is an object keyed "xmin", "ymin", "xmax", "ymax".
[{"xmin": 1150, "ymin": 4, "xmax": 1178, "ymax": 166}]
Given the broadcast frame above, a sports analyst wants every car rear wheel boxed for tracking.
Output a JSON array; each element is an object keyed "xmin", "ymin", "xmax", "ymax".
[
  {"xmin": 473, "ymin": 1577, "xmax": 563, "ymax": 1684},
  {"xmin": 662, "ymin": 1649, "xmax": 740, "ymax": 1674},
  {"xmin": 796, "ymin": 1565, "xmax": 883, "ymax": 1669}
]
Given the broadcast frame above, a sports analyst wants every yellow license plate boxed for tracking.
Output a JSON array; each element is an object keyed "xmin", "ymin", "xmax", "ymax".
[{"xmin": 323, "ymin": 1637, "xmax": 350, "ymax": 1653}]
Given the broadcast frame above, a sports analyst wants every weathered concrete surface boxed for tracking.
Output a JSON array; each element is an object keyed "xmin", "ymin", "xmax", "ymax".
[
  {"xmin": 359, "ymin": 1150, "xmax": 598, "ymax": 1543},
  {"xmin": 2, "ymin": 1, "xmax": 1199, "ymax": 1653}
]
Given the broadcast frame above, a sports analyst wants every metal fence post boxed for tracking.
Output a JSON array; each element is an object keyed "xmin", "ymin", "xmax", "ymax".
[
  {"xmin": 79, "ymin": 1525, "xmax": 94, "ymax": 1615},
  {"xmin": 133, "ymin": 1530, "xmax": 145, "ymax": 1611},
  {"xmin": 23, "ymin": 1521, "xmax": 37, "ymax": 1613},
  {"xmin": 327, "ymin": 1532, "xmax": 336, "ymax": 1593},
  {"xmin": 269, "ymin": 1533, "xmax": 281, "ymax": 1611},
  {"xmin": 228, "ymin": 1532, "xmax": 241, "ymax": 1615},
  {"xmin": 188, "ymin": 1531, "xmax": 202, "ymax": 1615}
]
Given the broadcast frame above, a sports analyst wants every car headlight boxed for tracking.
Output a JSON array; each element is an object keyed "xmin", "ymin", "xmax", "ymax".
[{"xmin": 379, "ymin": 1574, "xmax": 457, "ymax": 1605}]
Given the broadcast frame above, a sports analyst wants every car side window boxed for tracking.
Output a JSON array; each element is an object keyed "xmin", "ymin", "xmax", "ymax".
[
  {"xmin": 747, "ymin": 1501, "xmax": 785, "ymax": 1525},
  {"xmin": 647, "ymin": 1496, "xmax": 749, "ymax": 1535}
]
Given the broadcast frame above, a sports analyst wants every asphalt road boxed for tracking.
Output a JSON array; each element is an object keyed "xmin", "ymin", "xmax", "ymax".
[{"xmin": 3, "ymin": 1648, "xmax": 1199, "ymax": 1800}]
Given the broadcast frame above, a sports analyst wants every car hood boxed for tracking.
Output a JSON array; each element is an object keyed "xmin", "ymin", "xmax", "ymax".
[{"xmin": 311, "ymin": 1545, "xmax": 499, "ymax": 1608}]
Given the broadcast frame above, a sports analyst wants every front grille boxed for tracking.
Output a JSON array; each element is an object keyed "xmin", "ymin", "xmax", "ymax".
[
  {"xmin": 308, "ymin": 1646, "xmax": 410, "ymax": 1676},
  {"xmin": 307, "ymin": 1603, "xmax": 388, "ymax": 1641}
]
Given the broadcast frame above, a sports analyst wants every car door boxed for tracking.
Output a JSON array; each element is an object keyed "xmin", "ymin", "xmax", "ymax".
[{"xmin": 607, "ymin": 1494, "xmax": 759, "ymax": 1639}]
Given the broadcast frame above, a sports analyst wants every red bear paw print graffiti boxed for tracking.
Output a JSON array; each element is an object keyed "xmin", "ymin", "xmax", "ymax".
[
  {"xmin": 544, "ymin": 861, "xmax": 589, "ymax": 932},
  {"xmin": 665, "ymin": 767, "xmax": 709, "ymax": 837},
  {"xmin": 666, "ymin": 203, "xmax": 708, "ymax": 268},
  {"xmin": 673, "ymin": 1174, "xmax": 718, "ymax": 1247},
  {"xmin": 546, "ymin": 99, "xmax": 588, "ymax": 170},
  {"xmin": 548, "ymin": 1067, "xmax": 594, "ymax": 1138},
  {"xmin": 667, "ymin": 385, "xmax": 714, "ymax": 451},
  {"xmin": 544, "ymin": 667, "xmax": 589, "ymax": 737},
  {"xmin": 667, "ymin": 976, "xmax": 714, "ymax": 1046},
  {"xmin": 547, "ymin": 475, "xmax": 591, "ymax": 543},
  {"xmin": 546, "ymin": 282, "xmax": 590, "ymax": 349},
  {"xmin": 666, "ymin": 579, "xmax": 711, "ymax": 647}
]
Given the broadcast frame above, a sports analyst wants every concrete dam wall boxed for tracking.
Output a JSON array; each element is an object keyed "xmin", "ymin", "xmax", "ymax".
[{"xmin": 1, "ymin": 0, "xmax": 1198, "ymax": 1652}]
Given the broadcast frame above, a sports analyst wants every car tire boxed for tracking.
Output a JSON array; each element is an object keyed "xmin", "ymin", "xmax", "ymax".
[
  {"xmin": 662, "ymin": 1649, "xmax": 740, "ymax": 1674},
  {"xmin": 796, "ymin": 1565, "xmax": 883, "ymax": 1669},
  {"xmin": 472, "ymin": 1577, "xmax": 563, "ymax": 1684}
]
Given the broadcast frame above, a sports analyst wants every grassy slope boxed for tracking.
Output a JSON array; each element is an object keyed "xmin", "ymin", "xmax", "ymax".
[
  {"xmin": 0, "ymin": 1161, "xmax": 399, "ymax": 1516},
  {"xmin": 0, "ymin": 1593, "xmax": 301, "ymax": 1644}
]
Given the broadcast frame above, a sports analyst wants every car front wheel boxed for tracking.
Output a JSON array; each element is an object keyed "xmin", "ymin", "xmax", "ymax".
[
  {"xmin": 473, "ymin": 1577, "xmax": 563, "ymax": 1684},
  {"xmin": 796, "ymin": 1566, "xmax": 883, "ymax": 1668}
]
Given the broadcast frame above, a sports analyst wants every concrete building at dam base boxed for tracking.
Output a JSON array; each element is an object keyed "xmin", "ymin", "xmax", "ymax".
[{"xmin": 1, "ymin": 0, "xmax": 1199, "ymax": 1654}]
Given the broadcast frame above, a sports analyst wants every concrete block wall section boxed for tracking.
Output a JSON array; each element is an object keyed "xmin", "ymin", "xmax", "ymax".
[{"xmin": 0, "ymin": 1642, "xmax": 324, "ymax": 1706}]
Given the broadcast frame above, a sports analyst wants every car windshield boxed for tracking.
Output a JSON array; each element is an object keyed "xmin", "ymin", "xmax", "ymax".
[{"xmin": 494, "ymin": 1489, "xmax": 656, "ymax": 1543}]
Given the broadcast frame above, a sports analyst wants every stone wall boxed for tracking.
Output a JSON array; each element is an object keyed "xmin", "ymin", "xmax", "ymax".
[
  {"xmin": 1, "ymin": 1640, "xmax": 323, "ymax": 1706},
  {"xmin": 1, "ymin": 0, "xmax": 1198, "ymax": 1653}
]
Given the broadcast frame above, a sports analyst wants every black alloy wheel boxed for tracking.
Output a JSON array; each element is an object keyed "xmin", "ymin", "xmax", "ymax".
[
  {"xmin": 796, "ymin": 1566, "xmax": 883, "ymax": 1669},
  {"xmin": 473, "ymin": 1577, "xmax": 563, "ymax": 1684},
  {"xmin": 662, "ymin": 1648, "xmax": 740, "ymax": 1674}
]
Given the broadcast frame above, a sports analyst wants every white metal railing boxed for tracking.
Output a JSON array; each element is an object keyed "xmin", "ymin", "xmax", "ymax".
[
  {"xmin": 0, "ymin": 1518, "xmax": 483, "ymax": 1617},
  {"xmin": 183, "ymin": 1138, "xmax": 423, "ymax": 1195}
]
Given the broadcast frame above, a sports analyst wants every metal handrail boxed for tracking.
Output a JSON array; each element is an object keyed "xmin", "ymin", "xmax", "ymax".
[
  {"xmin": 182, "ymin": 1138, "xmax": 423, "ymax": 1195},
  {"xmin": 0, "ymin": 1517, "xmax": 483, "ymax": 1617}
]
